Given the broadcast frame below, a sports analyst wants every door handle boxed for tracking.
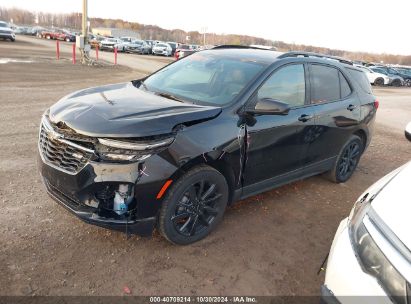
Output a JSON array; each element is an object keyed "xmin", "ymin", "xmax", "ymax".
[
  {"xmin": 298, "ymin": 114, "xmax": 314, "ymax": 122},
  {"xmin": 347, "ymin": 104, "xmax": 357, "ymax": 111}
]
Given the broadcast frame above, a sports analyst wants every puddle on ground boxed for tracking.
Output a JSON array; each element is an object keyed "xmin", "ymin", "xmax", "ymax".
[{"xmin": 0, "ymin": 58, "xmax": 34, "ymax": 64}]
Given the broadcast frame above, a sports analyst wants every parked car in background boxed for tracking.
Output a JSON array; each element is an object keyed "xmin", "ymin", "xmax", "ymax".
[
  {"xmin": 166, "ymin": 41, "xmax": 179, "ymax": 56},
  {"xmin": 356, "ymin": 65, "xmax": 389, "ymax": 86},
  {"xmin": 38, "ymin": 49, "xmax": 377, "ymax": 244},
  {"xmin": 370, "ymin": 66, "xmax": 404, "ymax": 87},
  {"xmin": 373, "ymin": 66, "xmax": 411, "ymax": 87},
  {"xmin": 0, "ymin": 21, "xmax": 15, "ymax": 41},
  {"xmin": 30, "ymin": 26, "xmax": 46, "ymax": 37},
  {"xmin": 40, "ymin": 28, "xmax": 75, "ymax": 42},
  {"xmin": 113, "ymin": 38, "xmax": 130, "ymax": 52},
  {"xmin": 14, "ymin": 26, "xmax": 29, "ymax": 35},
  {"xmin": 125, "ymin": 39, "xmax": 151, "ymax": 54},
  {"xmin": 175, "ymin": 44, "xmax": 196, "ymax": 60},
  {"xmin": 100, "ymin": 38, "xmax": 122, "ymax": 51},
  {"xmin": 152, "ymin": 42, "xmax": 172, "ymax": 56},
  {"xmin": 396, "ymin": 67, "xmax": 411, "ymax": 78},
  {"xmin": 89, "ymin": 35, "xmax": 105, "ymax": 49},
  {"xmin": 119, "ymin": 37, "xmax": 134, "ymax": 43},
  {"xmin": 322, "ymin": 123, "xmax": 411, "ymax": 304}
]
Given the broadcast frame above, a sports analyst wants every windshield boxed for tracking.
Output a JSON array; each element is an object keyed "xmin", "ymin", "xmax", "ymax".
[
  {"xmin": 0, "ymin": 22, "xmax": 8, "ymax": 28},
  {"xmin": 156, "ymin": 44, "xmax": 167, "ymax": 47},
  {"xmin": 142, "ymin": 51, "xmax": 267, "ymax": 106}
]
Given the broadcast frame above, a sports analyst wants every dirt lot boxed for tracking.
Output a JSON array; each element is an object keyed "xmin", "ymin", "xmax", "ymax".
[{"xmin": 0, "ymin": 38, "xmax": 410, "ymax": 297}]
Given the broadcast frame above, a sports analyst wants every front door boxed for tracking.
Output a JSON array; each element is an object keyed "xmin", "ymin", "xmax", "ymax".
[{"xmin": 243, "ymin": 63, "xmax": 317, "ymax": 189}]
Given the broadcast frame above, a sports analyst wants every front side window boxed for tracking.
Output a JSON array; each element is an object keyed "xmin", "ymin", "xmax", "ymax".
[
  {"xmin": 143, "ymin": 52, "xmax": 267, "ymax": 106},
  {"xmin": 257, "ymin": 64, "xmax": 306, "ymax": 107}
]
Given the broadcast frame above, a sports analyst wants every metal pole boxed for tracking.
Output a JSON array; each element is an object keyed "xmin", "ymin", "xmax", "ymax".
[
  {"xmin": 82, "ymin": 0, "xmax": 88, "ymax": 40},
  {"xmin": 81, "ymin": 0, "xmax": 89, "ymax": 64}
]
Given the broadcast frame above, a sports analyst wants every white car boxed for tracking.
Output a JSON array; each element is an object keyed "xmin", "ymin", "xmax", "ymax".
[
  {"xmin": 0, "ymin": 20, "xmax": 15, "ymax": 41},
  {"xmin": 100, "ymin": 38, "xmax": 125, "ymax": 52},
  {"xmin": 322, "ymin": 122, "xmax": 411, "ymax": 304},
  {"xmin": 356, "ymin": 65, "xmax": 390, "ymax": 86},
  {"xmin": 152, "ymin": 43, "xmax": 172, "ymax": 56}
]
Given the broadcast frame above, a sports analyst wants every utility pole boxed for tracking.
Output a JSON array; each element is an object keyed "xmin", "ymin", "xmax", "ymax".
[
  {"xmin": 201, "ymin": 26, "xmax": 207, "ymax": 46},
  {"xmin": 82, "ymin": 0, "xmax": 88, "ymax": 41},
  {"xmin": 80, "ymin": 0, "xmax": 90, "ymax": 64}
]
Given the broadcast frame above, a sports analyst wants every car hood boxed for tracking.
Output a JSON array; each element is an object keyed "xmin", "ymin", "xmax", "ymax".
[
  {"xmin": 371, "ymin": 162, "xmax": 411, "ymax": 251},
  {"xmin": 49, "ymin": 82, "xmax": 222, "ymax": 138}
]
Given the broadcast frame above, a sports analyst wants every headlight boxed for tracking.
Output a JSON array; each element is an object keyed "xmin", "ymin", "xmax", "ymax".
[
  {"xmin": 350, "ymin": 222, "xmax": 408, "ymax": 304},
  {"xmin": 96, "ymin": 137, "xmax": 174, "ymax": 162},
  {"xmin": 348, "ymin": 165, "xmax": 408, "ymax": 303}
]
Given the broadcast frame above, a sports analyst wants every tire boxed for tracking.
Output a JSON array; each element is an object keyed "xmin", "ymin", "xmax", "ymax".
[
  {"xmin": 392, "ymin": 79, "xmax": 402, "ymax": 87},
  {"xmin": 158, "ymin": 165, "xmax": 229, "ymax": 245},
  {"xmin": 325, "ymin": 135, "xmax": 363, "ymax": 183},
  {"xmin": 10, "ymin": 37, "xmax": 15, "ymax": 42},
  {"xmin": 374, "ymin": 77, "xmax": 384, "ymax": 86},
  {"xmin": 405, "ymin": 79, "xmax": 411, "ymax": 87}
]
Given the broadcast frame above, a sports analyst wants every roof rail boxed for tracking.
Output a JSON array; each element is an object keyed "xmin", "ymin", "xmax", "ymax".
[
  {"xmin": 212, "ymin": 45, "xmax": 274, "ymax": 50},
  {"xmin": 278, "ymin": 51, "xmax": 353, "ymax": 65}
]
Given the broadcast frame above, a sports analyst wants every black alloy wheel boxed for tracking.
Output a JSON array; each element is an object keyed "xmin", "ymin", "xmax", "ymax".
[
  {"xmin": 374, "ymin": 77, "xmax": 384, "ymax": 86},
  {"xmin": 159, "ymin": 166, "xmax": 228, "ymax": 245},
  {"xmin": 405, "ymin": 79, "xmax": 411, "ymax": 87},
  {"xmin": 337, "ymin": 141, "xmax": 361, "ymax": 181},
  {"xmin": 326, "ymin": 135, "xmax": 363, "ymax": 183},
  {"xmin": 392, "ymin": 79, "xmax": 402, "ymax": 87},
  {"xmin": 172, "ymin": 181, "xmax": 221, "ymax": 236}
]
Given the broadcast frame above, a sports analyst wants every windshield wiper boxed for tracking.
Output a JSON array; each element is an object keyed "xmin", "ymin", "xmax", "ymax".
[{"xmin": 155, "ymin": 92, "xmax": 186, "ymax": 103}]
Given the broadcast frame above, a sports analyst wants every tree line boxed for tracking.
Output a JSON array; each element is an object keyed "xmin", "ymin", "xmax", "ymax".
[{"xmin": 1, "ymin": 6, "xmax": 410, "ymax": 65}]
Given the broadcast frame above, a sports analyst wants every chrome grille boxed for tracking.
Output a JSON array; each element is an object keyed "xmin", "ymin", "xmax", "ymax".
[{"xmin": 39, "ymin": 119, "xmax": 94, "ymax": 174}]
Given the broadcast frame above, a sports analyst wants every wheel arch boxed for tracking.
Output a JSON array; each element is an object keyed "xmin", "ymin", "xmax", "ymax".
[
  {"xmin": 167, "ymin": 154, "xmax": 238, "ymax": 205},
  {"xmin": 353, "ymin": 129, "xmax": 367, "ymax": 150}
]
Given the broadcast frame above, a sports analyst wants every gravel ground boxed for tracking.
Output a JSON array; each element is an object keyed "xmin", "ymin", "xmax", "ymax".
[{"xmin": 0, "ymin": 38, "xmax": 410, "ymax": 297}]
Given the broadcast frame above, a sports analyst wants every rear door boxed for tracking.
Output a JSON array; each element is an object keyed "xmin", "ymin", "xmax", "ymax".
[{"xmin": 305, "ymin": 63, "xmax": 360, "ymax": 166}]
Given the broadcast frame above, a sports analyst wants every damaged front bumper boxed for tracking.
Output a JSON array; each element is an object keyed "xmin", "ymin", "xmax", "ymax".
[
  {"xmin": 39, "ymin": 156, "xmax": 158, "ymax": 236},
  {"xmin": 43, "ymin": 177, "xmax": 156, "ymax": 235}
]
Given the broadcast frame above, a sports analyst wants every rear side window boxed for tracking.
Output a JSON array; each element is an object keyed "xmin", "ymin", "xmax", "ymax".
[
  {"xmin": 310, "ymin": 65, "xmax": 340, "ymax": 103},
  {"xmin": 257, "ymin": 64, "xmax": 306, "ymax": 107},
  {"xmin": 347, "ymin": 68, "xmax": 372, "ymax": 94},
  {"xmin": 340, "ymin": 73, "xmax": 352, "ymax": 98}
]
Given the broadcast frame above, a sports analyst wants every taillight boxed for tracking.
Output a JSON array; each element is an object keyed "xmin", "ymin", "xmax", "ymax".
[{"xmin": 374, "ymin": 100, "xmax": 379, "ymax": 109}]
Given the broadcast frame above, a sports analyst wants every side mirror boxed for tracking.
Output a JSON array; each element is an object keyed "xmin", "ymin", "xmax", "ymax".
[
  {"xmin": 405, "ymin": 122, "xmax": 411, "ymax": 142},
  {"xmin": 247, "ymin": 98, "xmax": 290, "ymax": 115}
]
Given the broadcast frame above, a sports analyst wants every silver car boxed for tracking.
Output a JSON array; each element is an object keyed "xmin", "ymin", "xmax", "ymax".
[{"xmin": 0, "ymin": 21, "xmax": 15, "ymax": 42}]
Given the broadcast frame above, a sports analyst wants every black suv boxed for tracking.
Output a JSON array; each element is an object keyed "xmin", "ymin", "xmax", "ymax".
[{"xmin": 38, "ymin": 49, "xmax": 377, "ymax": 244}]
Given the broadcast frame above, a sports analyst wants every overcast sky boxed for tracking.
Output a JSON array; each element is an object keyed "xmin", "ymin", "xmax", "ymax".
[{"xmin": 2, "ymin": 0, "xmax": 410, "ymax": 55}]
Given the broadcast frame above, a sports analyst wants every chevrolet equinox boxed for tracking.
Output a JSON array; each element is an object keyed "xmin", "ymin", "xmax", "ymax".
[{"xmin": 38, "ymin": 48, "xmax": 377, "ymax": 245}]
